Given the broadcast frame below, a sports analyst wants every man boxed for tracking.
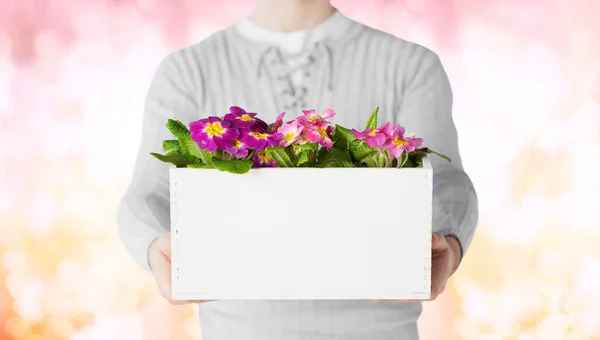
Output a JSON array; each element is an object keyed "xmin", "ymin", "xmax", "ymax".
[{"xmin": 117, "ymin": 0, "xmax": 478, "ymax": 338}]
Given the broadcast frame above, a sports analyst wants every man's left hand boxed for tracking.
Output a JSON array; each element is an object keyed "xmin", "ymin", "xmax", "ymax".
[{"xmin": 373, "ymin": 232, "xmax": 461, "ymax": 303}]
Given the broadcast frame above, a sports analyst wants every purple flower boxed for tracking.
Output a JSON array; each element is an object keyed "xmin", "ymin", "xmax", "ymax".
[
  {"xmin": 240, "ymin": 129, "xmax": 282, "ymax": 150},
  {"xmin": 190, "ymin": 117, "xmax": 239, "ymax": 152},
  {"xmin": 253, "ymin": 149, "xmax": 277, "ymax": 167},
  {"xmin": 224, "ymin": 106, "xmax": 268, "ymax": 131},
  {"xmin": 225, "ymin": 138, "xmax": 250, "ymax": 158}
]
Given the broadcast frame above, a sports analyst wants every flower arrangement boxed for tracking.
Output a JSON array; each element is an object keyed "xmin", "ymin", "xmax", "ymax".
[{"xmin": 151, "ymin": 106, "xmax": 451, "ymax": 174}]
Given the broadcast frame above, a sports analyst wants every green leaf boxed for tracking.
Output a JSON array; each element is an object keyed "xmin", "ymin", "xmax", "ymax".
[
  {"xmin": 427, "ymin": 149, "xmax": 452, "ymax": 163},
  {"xmin": 162, "ymin": 140, "xmax": 180, "ymax": 153},
  {"xmin": 292, "ymin": 143, "xmax": 318, "ymax": 153},
  {"xmin": 297, "ymin": 150, "xmax": 309, "ymax": 166},
  {"xmin": 163, "ymin": 119, "xmax": 213, "ymax": 166},
  {"xmin": 332, "ymin": 125, "xmax": 355, "ymax": 144},
  {"xmin": 266, "ymin": 147, "xmax": 297, "ymax": 167},
  {"xmin": 365, "ymin": 107, "xmax": 380, "ymax": 130},
  {"xmin": 187, "ymin": 163, "xmax": 207, "ymax": 168},
  {"xmin": 317, "ymin": 143, "xmax": 354, "ymax": 168},
  {"xmin": 210, "ymin": 157, "xmax": 253, "ymax": 174},
  {"xmin": 378, "ymin": 154, "xmax": 385, "ymax": 167},
  {"xmin": 349, "ymin": 139, "xmax": 377, "ymax": 162},
  {"xmin": 166, "ymin": 119, "xmax": 191, "ymax": 140},
  {"xmin": 181, "ymin": 138, "xmax": 201, "ymax": 157},
  {"xmin": 150, "ymin": 152, "xmax": 187, "ymax": 168},
  {"xmin": 407, "ymin": 150, "xmax": 428, "ymax": 168},
  {"xmin": 181, "ymin": 153, "xmax": 204, "ymax": 165}
]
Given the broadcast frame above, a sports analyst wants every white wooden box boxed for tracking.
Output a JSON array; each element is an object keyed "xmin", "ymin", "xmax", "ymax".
[{"xmin": 170, "ymin": 158, "xmax": 432, "ymax": 300}]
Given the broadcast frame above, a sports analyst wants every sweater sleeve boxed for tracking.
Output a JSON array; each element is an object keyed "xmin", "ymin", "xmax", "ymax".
[
  {"xmin": 117, "ymin": 53, "xmax": 199, "ymax": 272},
  {"xmin": 397, "ymin": 48, "xmax": 479, "ymax": 260}
]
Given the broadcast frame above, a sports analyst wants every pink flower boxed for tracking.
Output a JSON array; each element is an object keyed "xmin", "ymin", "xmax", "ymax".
[
  {"xmin": 383, "ymin": 125, "xmax": 423, "ymax": 157},
  {"xmin": 303, "ymin": 121, "xmax": 334, "ymax": 149},
  {"xmin": 190, "ymin": 117, "xmax": 239, "ymax": 152},
  {"xmin": 277, "ymin": 121, "xmax": 304, "ymax": 147},
  {"xmin": 269, "ymin": 112, "xmax": 287, "ymax": 134},
  {"xmin": 298, "ymin": 109, "xmax": 336, "ymax": 124},
  {"xmin": 351, "ymin": 127, "xmax": 387, "ymax": 149},
  {"xmin": 405, "ymin": 136, "xmax": 423, "ymax": 151}
]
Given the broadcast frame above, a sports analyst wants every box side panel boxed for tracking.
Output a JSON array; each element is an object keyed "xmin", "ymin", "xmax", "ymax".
[{"xmin": 169, "ymin": 169, "xmax": 180, "ymax": 298}]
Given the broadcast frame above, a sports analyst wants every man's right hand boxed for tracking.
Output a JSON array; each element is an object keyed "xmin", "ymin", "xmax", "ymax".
[{"xmin": 148, "ymin": 232, "xmax": 214, "ymax": 305}]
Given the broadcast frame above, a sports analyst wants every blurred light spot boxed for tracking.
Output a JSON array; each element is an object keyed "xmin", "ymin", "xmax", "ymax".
[
  {"xmin": 63, "ymin": 190, "xmax": 98, "ymax": 223},
  {"xmin": 592, "ymin": 70, "xmax": 600, "ymax": 104},
  {"xmin": 13, "ymin": 280, "xmax": 44, "ymax": 321},
  {"xmin": 57, "ymin": 259, "xmax": 78, "ymax": 281},
  {"xmin": 50, "ymin": 317, "xmax": 73, "ymax": 338},
  {"xmin": 2, "ymin": 249, "xmax": 26, "ymax": 271},
  {"xmin": 137, "ymin": 0, "xmax": 157, "ymax": 12},
  {"xmin": 27, "ymin": 192, "xmax": 55, "ymax": 234},
  {"xmin": 6, "ymin": 318, "xmax": 32, "ymax": 339}
]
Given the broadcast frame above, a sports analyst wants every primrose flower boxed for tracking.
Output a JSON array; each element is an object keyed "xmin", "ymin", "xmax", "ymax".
[
  {"xmin": 303, "ymin": 120, "xmax": 334, "ymax": 149},
  {"xmin": 351, "ymin": 126, "xmax": 388, "ymax": 149},
  {"xmin": 268, "ymin": 112, "xmax": 287, "ymax": 134},
  {"xmin": 383, "ymin": 125, "xmax": 423, "ymax": 157},
  {"xmin": 225, "ymin": 138, "xmax": 250, "ymax": 158},
  {"xmin": 190, "ymin": 117, "xmax": 239, "ymax": 152},
  {"xmin": 253, "ymin": 149, "xmax": 277, "ymax": 167},
  {"xmin": 298, "ymin": 109, "xmax": 336, "ymax": 126},
  {"xmin": 239, "ymin": 129, "xmax": 282, "ymax": 150},
  {"xmin": 224, "ymin": 106, "xmax": 269, "ymax": 131},
  {"xmin": 277, "ymin": 121, "xmax": 304, "ymax": 147}
]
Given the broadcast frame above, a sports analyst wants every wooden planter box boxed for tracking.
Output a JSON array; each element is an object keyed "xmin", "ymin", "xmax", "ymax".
[{"xmin": 170, "ymin": 158, "xmax": 432, "ymax": 300}]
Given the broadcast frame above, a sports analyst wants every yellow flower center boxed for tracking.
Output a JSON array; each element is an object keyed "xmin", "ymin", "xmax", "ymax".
[
  {"xmin": 393, "ymin": 136, "xmax": 407, "ymax": 147},
  {"xmin": 232, "ymin": 139, "xmax": 243, "ymax": 148},
  {"xmin": 310, "ymin": 115, "xmax": 320, "ymax": 121},
  {"xmin": 367, "ymin": 129, "xmax": 379, "ymax": 137},
  {"xmin": 238, "ymin": 114, "xmax": 254, "ymax": 121},
  {"xmin": 284, "ymin": 133, "xmax": 295, "ymax": 141},
  {"xmin": 250, "ymin": 131, "xmax": 268, "ymax": 140},
  {"xmin": 204, "ymin": 122, "xmax": 225, "ymax": 137},
  {"xmin": 318, "ymin": 127, "xmax": 329, "ymax": 138},
  {"xmin": 258, "ymin": 150, "xmax": 271, "ymax": 163}
]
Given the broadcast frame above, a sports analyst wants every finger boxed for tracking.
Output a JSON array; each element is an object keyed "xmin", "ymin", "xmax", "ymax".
[
  {"xmin": 154, "ymin": 252, "xmax": 173, "ymax": 300},
  {"xmin": 158, "ymin": 234, "xmax": 172, "ymax": 260},
  {"xmin": 371, "ymin": 299, "xmax": 423, "ymax": 303},
  {"xmin": 431, "ymin": 233, "xmax": 448, "ymax": 251}
]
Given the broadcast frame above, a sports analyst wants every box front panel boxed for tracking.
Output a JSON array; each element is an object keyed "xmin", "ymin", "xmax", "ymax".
[{"xmin": 171, "ymin": 168, "xmax": 432, "ymax": 300}]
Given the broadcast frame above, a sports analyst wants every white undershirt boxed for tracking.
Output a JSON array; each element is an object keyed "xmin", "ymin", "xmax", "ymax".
[{"xmin": 234, "ymin": 10, "xmax": 350, "ymax": 86}]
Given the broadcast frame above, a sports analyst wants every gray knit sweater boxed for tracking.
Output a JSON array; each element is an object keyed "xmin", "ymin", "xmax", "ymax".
[{"xmin": 117, "ymin": 11, "xmax": 478, "ymax": 340}]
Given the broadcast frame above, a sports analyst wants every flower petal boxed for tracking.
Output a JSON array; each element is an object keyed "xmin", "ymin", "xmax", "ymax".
[
  {"xmin": 321, "ymin": 109, "xmax": 336, "ymax": 119},
  {"xmin": 222, "ymin": 128, "xmax": 240, "ymax": 140},
  {"xmin": 351, "ymin": 129, "xmax": 366, "ymax": 140},
  {"xmin": 229, "ymin": 106, "xmax": 246, "ymax": 114},
  {"xmin": 303, "ymin": 128, "xmax": 323, "ymax": 143},
  {"xmin": 320, "ymin": 137, "xmax": 334, "ymax": 149},
  {"xmin": 389, "ymin": 146, "xmax": 404, "ymax": 158}
]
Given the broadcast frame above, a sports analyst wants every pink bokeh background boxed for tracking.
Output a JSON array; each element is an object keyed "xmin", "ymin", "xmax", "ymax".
[{"xmin": 1, "ymin": 0, "xmax": 600, "ymax": 339}]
